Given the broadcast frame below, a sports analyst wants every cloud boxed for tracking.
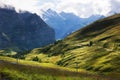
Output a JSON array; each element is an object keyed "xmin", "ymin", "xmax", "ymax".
[
  {"xmin": 110, "ymin": 0, "xmax": 120, "ymax": 14},
  {"xmin": 0, "ymin": 0, "xmax": 120, "ymax": 18},
  {"xmin": 38, "ymin": 0, "xmax": 120, "ymax": 18},
  {"xmin": 39, "ymin": 2, "xmax": 55, "ymax": 12},
  {"xmin": 0, "ymin": 0, "xmax": 39, "ymax": 13},
  {"xmin": 55, "ymin": 0, "xmax": 112, "ymax": 17}
]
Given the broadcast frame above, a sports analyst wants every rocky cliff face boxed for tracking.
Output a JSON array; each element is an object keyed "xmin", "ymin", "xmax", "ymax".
[{"xmin": 0, "ymin": 8, "xmax": 55, "ymax": 50}]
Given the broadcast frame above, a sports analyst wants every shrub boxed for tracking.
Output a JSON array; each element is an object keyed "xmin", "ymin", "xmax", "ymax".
[
  {"xmin": 32, "ymin": 56, "xmax": 41, "ymax": 62},
  {"xmin": 56, "ymin": 60, "xmax": 63, "ymax": 66},
  {"xmin": 88, "ymin": 41, "xmax": 93, "ymax": 46}
]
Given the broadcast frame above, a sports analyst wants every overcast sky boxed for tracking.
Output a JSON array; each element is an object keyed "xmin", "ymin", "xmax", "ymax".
[{"xmin": 0, "ymin": 0, "xmax": 120, "ymax": 18}]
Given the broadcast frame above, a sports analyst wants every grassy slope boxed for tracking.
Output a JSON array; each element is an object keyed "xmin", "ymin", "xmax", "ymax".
[
  {"xmin": 25, "ymin": 14, "xmax": 120, "ymax": 74},
  {"xmin": 0, "ymin": 14, "xmax": 120, "ymax": 80},
  {"xmin": 0, "ymin": 56, "xmax": 111, "ymax": 80}
]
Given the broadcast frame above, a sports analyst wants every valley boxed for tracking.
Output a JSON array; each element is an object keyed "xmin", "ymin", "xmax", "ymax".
[{"xmin": 0, "ymin": 13, "xmax": 120, "ymax": 80}]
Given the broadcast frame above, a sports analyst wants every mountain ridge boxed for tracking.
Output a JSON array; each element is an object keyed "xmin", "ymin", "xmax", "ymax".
[
  {"xmin": 0, "ymin": 7, "xmax": 55, "ymax": 51},
  {"xmin": 42, "ymin": 9, "xmax": 104, "ymax": 39}
]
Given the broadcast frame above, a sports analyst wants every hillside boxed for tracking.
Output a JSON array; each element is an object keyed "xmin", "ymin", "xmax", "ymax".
[
  {"xmin": 0, "ymin": 7, "xmax": 55, "ymax": 51},
  {"xmin": 0, "ymin": 56, "xmax": 113, "ymax": 80},
  {"xmin": 25, "ymin": 14, "xmax": 120, "ymax": 74}
]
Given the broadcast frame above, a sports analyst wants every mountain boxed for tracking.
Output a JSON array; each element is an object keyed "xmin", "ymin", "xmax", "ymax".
[
  {"xmin": 0, "ymin": 7, "xmax": 55, "ymax": 51},
  {"xmin": 26, "ymin": 14, "xmax": 120, "ymax": 73},
  {"xmin": 42, "ymin": 9, "xmax": 104, "ymax": 39}
]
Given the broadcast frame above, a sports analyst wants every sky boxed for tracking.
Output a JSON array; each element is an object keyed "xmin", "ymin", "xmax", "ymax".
[{"xmin": 0, "ymin": 0, "xmax": 120, "ymax": 18}]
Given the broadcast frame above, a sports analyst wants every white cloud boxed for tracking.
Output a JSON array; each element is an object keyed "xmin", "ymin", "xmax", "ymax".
[
  {"xmin": 0, "ymin": 0, "xmax": 120, "ymax": 18},
  {"xmin": 110, "ymin": 0, "xmax": 120, "ymax": 14},
  {"xmin": 55, "ymin": 0, "xmax": 112, "ymax": 17},
  {"xmin": 39, "ymin": 0, "xmax": 120, "ymax": 18},
  {"xmin": 0, "ymin": 0, "xmax": 39, "ymax": 13},
  {"xmin": 38, "ymin": 2, "xmax": 55, "ymax": 13}
]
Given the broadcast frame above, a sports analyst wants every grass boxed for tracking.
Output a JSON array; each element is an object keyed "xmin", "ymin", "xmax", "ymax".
[
  {"xmin": 0, "ymin": 56, "xmax": 114, "ymax": 80},
  {"xmin": 23, "ymin": 14, "xmax": 120, "ymax": 79},
  {"xmin": 0, "ymin": 14, "xmax": 120, "ymax": 80}
]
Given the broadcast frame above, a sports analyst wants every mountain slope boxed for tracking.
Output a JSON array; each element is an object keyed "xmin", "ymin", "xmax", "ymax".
[
  {"xmin": 0, "ymin": 7, "xmax": 55, "ymax": 51},
  {"xmin": 0, "ymin": 56, "xmax": 115, "ymax": 80},
  {"xmin": 42, "ymin": 9, "xmax": 104, "ymax": 39},
  {"xmin": 26, "ymin": 14, "xmax": 120, "ymax": 73}
]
